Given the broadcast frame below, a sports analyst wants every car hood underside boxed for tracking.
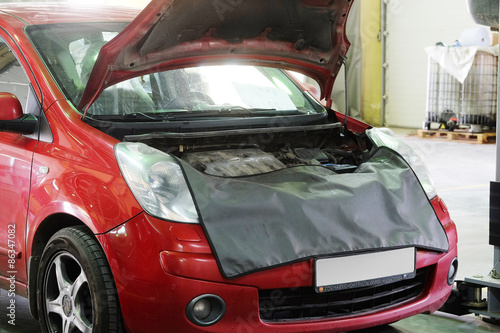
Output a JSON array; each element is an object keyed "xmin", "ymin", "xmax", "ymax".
[
  {"xmin": 179, "ymin": 147, "xmax": 449, "ymax": 279},
  {"xmin": 78, "ymin": 0, "xmax": 353, "ymax": 111}
]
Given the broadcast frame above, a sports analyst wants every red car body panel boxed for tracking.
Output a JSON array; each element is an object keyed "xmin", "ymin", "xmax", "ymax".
[
  {"xmin": 0, "ymin": 3, "xmax": 458, "ymax": 333},
  {"xmin": 98, "ymin": 198, "xmax": 457, "ymax": 332},
  {"xmin": 0, "ymin": 6, "xmax": 141, "ymax": 290}
]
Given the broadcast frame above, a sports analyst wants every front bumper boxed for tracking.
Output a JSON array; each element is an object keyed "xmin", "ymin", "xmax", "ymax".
[{"xmin": 97, "ymin": 212, "xmax": 458, "ymax": 333}]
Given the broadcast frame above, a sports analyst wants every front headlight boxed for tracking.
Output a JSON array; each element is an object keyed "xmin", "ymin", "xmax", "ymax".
[
  {"xmin": 366, "ymin": 128, "xmax": 437, "ymax": 199},
  {"xmin": 115, "ymin": 142, "xmax": 199, "ymax": 223}
]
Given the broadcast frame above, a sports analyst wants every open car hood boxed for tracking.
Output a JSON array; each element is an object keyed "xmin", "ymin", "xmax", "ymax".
[{"xmin": 78, "ymin": 0, "xmax": 353, "ymax": 112}]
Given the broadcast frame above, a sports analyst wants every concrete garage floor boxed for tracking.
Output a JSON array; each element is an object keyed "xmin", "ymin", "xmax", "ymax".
[{"xmin": 1, "ymin": 128, "xmax": 499, "ymax": 333}]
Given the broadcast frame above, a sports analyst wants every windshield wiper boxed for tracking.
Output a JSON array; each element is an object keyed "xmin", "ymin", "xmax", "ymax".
[
  {"xmin": 219, "ymin": 106, "xmax": 277, "ymax": 113},
  {"xmin": 88, "ymin": 107, "xmax": 301, "ymax": 122},
  {"xmin": 90, "ymin": 110, "xmax": 190, "ymax": 122},
  {"xmin": 163, "ymin": 107, "xmax": 303, "ymax": 120},
  {"xmin": 88, "ymin": 112, "xmax": 165, "ymax": 122},
  {"xmin": 124, "ymin": 112, "xmax": 162, "ymax": 120}
]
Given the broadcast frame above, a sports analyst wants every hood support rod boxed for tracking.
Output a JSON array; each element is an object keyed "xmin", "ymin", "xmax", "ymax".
[{"xmin": 341, "ymin": 55, "xmax": 349, "ymax": 142}]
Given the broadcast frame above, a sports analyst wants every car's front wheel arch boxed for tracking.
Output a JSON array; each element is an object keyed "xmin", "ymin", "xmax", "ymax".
[
  {"xmin": 28, "ymin": 214, "xmax": 85, "ymax": 320},
  {"xmin": 33, "ymin": 224, "xmax": 123, "ymax": 333}
]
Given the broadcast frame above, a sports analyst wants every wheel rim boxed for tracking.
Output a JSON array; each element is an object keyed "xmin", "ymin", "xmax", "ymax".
[{"xmin": 44, "ymin": 252, "xmax": 93, "ymax": 333}]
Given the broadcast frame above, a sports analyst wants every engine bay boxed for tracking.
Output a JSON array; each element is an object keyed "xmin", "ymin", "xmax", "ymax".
[
  {"xmin": 181, "ymin": 146, "xmax": 363, "ymax": 177},
  {"xmin": 125, "ymin": 122, "xmax": 370, "ymax": 177}
]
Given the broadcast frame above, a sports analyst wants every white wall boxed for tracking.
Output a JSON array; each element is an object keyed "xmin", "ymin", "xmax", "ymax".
[{"xmin": 385, "ymin": 0, "xmax": 487, "ymax": 128}]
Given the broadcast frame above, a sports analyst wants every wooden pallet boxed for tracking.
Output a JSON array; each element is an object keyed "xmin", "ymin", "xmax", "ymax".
[{"xmin": 417, "ymin": 129, "xmax": 496, "ymax": 144}]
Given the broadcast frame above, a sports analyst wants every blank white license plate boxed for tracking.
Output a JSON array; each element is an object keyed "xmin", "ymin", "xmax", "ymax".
[{"xmin": 315, "ymin": 248, "xmax": 416, "ymax": 292}]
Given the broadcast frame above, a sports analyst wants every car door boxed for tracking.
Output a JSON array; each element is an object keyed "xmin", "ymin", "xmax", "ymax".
[{"xmin": 0, "ymin": 37, "xmax": 38, "ymax": 285}]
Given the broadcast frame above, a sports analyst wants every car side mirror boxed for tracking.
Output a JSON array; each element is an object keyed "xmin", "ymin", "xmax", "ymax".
[{"xmin": 0, "ymin": 92, "xmax": 38, "ymax": 134}]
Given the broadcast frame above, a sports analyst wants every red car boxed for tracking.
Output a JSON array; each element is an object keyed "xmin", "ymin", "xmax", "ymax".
[{"xmin": 0, "ymin": 1, "xmax": 457, "ymax": 332}]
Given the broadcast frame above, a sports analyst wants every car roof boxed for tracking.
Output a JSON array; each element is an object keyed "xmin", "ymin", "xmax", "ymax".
[{"xmin": 0, "ymin": 3, "xmax": 139, "ymax": 26}]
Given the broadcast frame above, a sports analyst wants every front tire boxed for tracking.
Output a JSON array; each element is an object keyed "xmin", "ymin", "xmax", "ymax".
[{"xmin": 37, "ymin": 226, "xmax": 122, "ymax": 333}]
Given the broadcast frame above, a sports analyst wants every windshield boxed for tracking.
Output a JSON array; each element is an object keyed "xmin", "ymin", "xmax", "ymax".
[
  {"xmin": 87, "ymin": 65, "xmax": 323, "ymax": 118},
  {"xmin": 26, "ymin": 23, "xmax": 324, "ymax": 120},
  {"xmin": 26, "ymin": 23, "xmax": 126, "ymax": 105}
]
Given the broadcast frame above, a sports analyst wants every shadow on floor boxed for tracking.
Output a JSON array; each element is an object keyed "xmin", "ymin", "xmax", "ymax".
[{"xmin": 1, "ymin": 290, "xmax": 499, "ymax": 333}]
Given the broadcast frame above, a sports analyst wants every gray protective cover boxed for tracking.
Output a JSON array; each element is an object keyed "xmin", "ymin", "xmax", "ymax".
[{"xmin": 180, "ymin": 147, "xmax": 449, "ymax": 279}]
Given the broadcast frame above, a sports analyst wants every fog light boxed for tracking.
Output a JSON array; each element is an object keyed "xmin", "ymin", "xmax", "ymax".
[
  {"xmin": 193, "ymin": 299, "xmax": 211, "ymax": 320},
  {"xmin": 186, "ymin": 294, "xmax": 226, "ymax": 327},
  {"xmin": 448, "ymin": 257, "xmax": 458, "ymax": 285}
]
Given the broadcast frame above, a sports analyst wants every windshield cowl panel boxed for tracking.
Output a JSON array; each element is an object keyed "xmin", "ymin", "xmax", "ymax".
[{"xmin": 84, "ymin": 112, "xmax": 331, "ymax": 142}]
